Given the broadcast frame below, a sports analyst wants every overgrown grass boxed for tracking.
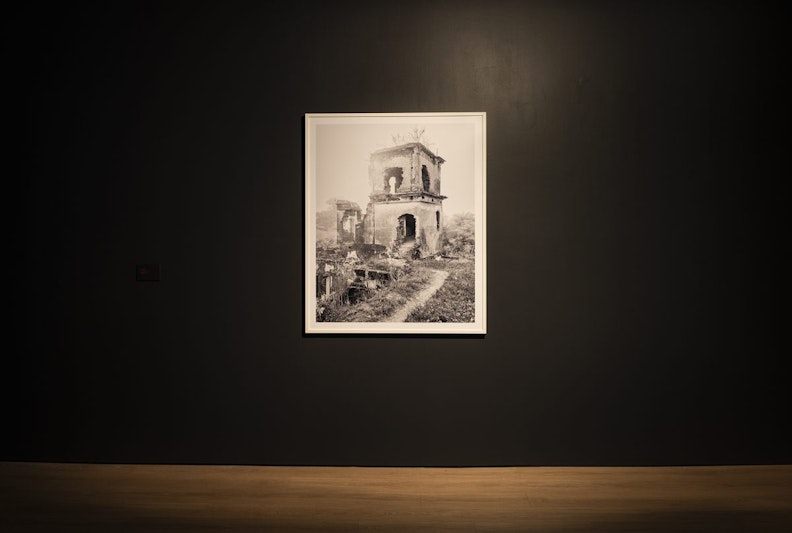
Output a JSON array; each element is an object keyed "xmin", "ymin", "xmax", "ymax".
[
  {"xmin": 406, "ymin": 259, "xmax": 475, "ymax": 323},
  {"xmin": 319, "ymin": 265, "xmax": 434, "ymax": 322}
]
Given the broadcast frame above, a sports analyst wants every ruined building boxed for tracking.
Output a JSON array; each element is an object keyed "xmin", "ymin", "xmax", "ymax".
[
  {"xmin": 335, "ymin": 200, "xmax": 362, "ymax": 244},
  {"xmin": 340, "ymin": 142, "xmax": 446, "ymax": 256}
]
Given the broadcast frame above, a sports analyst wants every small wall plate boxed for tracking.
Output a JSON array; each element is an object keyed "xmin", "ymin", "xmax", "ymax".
[{"xmin": 136, "ymin": 264, "xmax": 160, "ymax": 281}]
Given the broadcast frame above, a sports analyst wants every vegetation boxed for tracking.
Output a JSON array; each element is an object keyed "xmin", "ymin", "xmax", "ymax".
[
  {"xmin": 391, "ymin": 126, "xmax": 430, "ymax": 147},
  {"xmin": 442, "ymin": 212, "xmax": 475, "ymax": 257},
  {"xmin": 315, "ymin": 200, "xmax": 338, "ymax": 248},
  {"xmin": 315, "ymin": 210, "xmax": 477, "ymax": 323},
  {"xmin": 318, "ymin": 263, "xmax": 434, "ymax": 322},
  {"xmin": 405, "ymin": 259, "xmax": 475, "ymax": 323}
]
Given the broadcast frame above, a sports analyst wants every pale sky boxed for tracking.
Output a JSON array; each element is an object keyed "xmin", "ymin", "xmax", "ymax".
[{"xmin": 311, "ymin": 117, "xmax": 479, "ymax": 216}]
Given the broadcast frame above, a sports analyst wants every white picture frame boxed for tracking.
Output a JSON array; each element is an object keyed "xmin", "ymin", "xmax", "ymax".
[{"xmin": 305, "ymin": 112, "xmax": 486, "ymax": 334}]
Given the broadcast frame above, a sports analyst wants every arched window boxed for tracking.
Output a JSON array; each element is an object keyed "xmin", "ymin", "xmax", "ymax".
[{"xmin": 436, "ymin": 211, "xmax": 440, "ymax": 230}]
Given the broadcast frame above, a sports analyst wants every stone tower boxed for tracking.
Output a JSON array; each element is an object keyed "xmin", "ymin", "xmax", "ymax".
[{"xmin": 361, "ymin": 142, "xmax": 446, "ymax": 256}]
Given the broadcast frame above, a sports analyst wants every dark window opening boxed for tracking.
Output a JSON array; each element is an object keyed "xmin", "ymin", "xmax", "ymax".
[
  {"xmin": 421, "ymin": 165, "xmax": 430, "ymax": 191},
  {"xmin": 436, "ymin": 211, "xmax": 440, "ymax": 230},
  {"xmin": 384, "ymin": 167, "xmax": 404, "ymax": 193}
]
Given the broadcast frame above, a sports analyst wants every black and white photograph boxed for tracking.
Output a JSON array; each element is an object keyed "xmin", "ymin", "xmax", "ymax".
[{"xmin": 305, "ymin": 113, "xmax": 486, "ymax": 334}]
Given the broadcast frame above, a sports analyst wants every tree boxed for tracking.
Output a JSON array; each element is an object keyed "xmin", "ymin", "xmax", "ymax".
[{"xmin": 442, "ymin": 212, "xmax": 475, "ymax": 257}]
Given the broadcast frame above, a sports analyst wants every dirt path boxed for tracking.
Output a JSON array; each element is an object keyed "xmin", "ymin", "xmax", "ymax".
[{"xmin": 385, "ymin": 269, "xmax": 449, "ymax": 322}]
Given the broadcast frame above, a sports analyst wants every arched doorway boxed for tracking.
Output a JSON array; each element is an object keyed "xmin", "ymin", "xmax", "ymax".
[{"xmin": 397, "ymin": 214, "xmax": 416, "ymax": 242}]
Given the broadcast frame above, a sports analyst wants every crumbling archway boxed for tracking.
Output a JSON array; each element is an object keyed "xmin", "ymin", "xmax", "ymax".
[{"xmin": 397, "ymin": 213, "xmax": 416, "ymax": 241}]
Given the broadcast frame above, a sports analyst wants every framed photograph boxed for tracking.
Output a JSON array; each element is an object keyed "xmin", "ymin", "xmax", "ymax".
[{"xmin": 305, "ymin": 112, "xmax": 486, "ymax": 334}]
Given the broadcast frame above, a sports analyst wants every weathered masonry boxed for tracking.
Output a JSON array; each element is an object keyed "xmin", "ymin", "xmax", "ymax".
[
  {"xmin": 335, "ymin": 200, "xmax": 362, "ymax": 244},
  {"xmin": 357, "ymin": 142, "xmax": 447, "ymax": 256}
]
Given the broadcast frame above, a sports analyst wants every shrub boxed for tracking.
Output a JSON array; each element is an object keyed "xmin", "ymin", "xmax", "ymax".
[{"xmin": 442, "ymin": 212, "xmax": 475, "ymax": 257}]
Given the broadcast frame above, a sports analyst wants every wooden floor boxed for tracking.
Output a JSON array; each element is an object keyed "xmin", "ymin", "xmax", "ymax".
[{"xmin": 2, "ymin": 463, "xmax": 791, "ymax": 532}]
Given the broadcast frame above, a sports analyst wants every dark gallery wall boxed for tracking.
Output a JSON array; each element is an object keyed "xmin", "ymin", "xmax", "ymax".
[{"xmin": 5, "ymin": 1, "xmax": 787, "ymax": 466}]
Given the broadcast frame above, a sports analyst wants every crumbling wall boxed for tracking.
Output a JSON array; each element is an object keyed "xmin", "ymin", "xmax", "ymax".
[
  {"xmin": 336, "ymin": 200, "xmax": 362, "ymax": 244},
  {"xmin": 369, "ymin": 146, "xmax": 415, "ymax": 194},
  {"xmin": 369, "ymin": 143, "xmax": 445, "ymax": 197},
  {"xmin": 417, "ymin": 150, "xmax": 442, "ymax": 195},
  {"xmin": 415, "ymin": 203, "xmax": 443, "ymax": 255},
  {"xmin": 361, "ymin": 200, "xmax": 444, "ymax": 256}
]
